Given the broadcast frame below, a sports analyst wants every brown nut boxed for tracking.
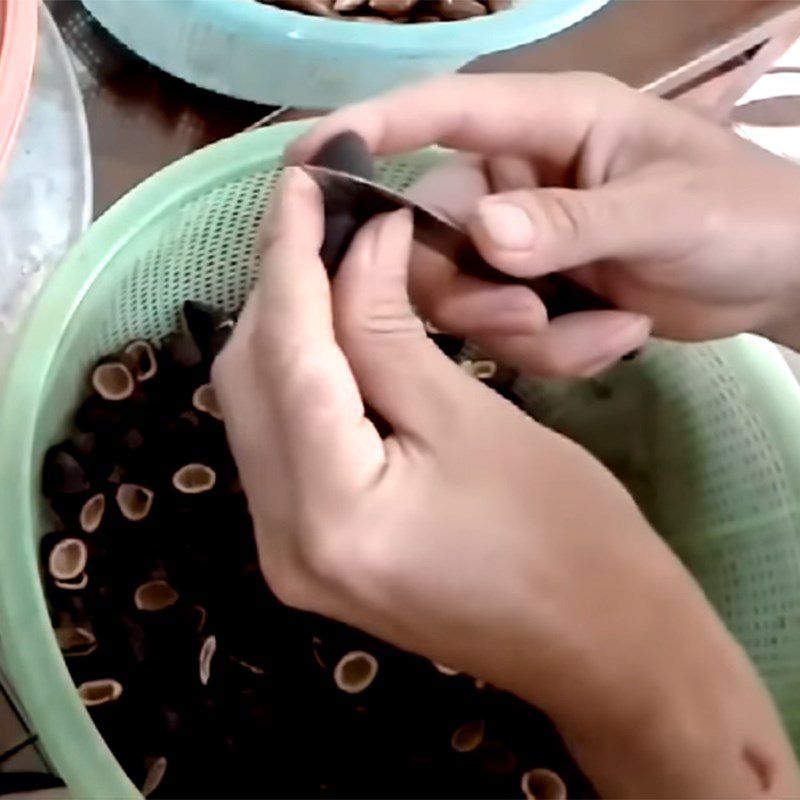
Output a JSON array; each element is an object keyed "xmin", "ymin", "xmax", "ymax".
[
  {"xmin": 435, "ymin": 0, "xmax": 486, "ymax": 19},
  {"xmin": 269, "ymin": 0, "xmax": 339, "ymax": 17},
  {"xmin": 368, "ymin": 0, "xmax": 417, "ymax": 16}
]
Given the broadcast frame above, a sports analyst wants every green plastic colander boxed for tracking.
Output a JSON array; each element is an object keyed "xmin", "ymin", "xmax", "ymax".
[{"xmin": 1, "ymin": 121, "xmax": 799, "ymax": 798}]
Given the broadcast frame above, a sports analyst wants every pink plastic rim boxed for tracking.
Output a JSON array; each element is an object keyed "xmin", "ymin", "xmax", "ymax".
[{"xmin": 0, "ymin": 0, "xmax": 38, "ymax": 181}]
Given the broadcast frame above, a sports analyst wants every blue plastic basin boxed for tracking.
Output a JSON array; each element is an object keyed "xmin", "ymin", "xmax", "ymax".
[{"xmin": 81, "ymin": 0, "xmax": 612, "ymax": 108}]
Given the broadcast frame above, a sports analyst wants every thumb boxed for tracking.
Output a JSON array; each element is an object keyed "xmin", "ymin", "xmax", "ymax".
[
  {"xmin": 332, "ymin": 209, "xmax": 468, "ymax": 437},
  {"xmin": 468, "ymin": 185, "xmax": 658, "ymax": 277}
]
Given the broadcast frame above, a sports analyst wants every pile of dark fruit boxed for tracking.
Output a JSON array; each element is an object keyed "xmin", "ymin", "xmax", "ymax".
[
  {"xmin": 259, "ymin": 0, "xmax": 511, "ymax": 24},
  {"xmin": 40, "ymin": 301, "xmax": 593, "ymax": 799}
]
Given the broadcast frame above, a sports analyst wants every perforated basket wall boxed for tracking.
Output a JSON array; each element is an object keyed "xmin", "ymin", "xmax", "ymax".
[{"xmin": 0, "ymin": 121, "xmax": 799, "ymax": 798}]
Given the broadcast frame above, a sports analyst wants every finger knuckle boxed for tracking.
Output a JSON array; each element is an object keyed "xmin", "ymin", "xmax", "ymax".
[
  {"xmin": 260, "ymin": 552, "xmax": 313, "ymax": 610},
  {"xmin": 361, "ymin": 306, "xmax": 424, "ymax": 340},
  {"xmin": 276, "ymin": 518, "xmax": 396, "ymax": 607},
  {"xmin": 260, "ymin": 240, "xmax": 293, "ymax": 268},
  {"xmin": 697, "ymin": 205, "xmax": 728, "ymax": 241},
  {"xmin": 339, "ymin": 304, "xmax": 425, "ymax": 361},
  {"xmin": 211, "ymin": 336, "xmax": 242, "ymax": 388},
  {"xmin": 292, "ymin": 357, "xmax": 348, "ymax": 416},
  {"xmin": 248, "ymin": 315, "xmax": 301, "ymax": 380},
  {"xmin": 544, "ymin": 191, "xmax": 589, "ymax": 245},
  {"xmin": 258, "ymin": 219, "xmax": 296, "ymax": 262},
  {"xmin": 259, "ymin": 524, "xmax": 343, "ymax": 610},
  {"xmin": 570, "ymin": 71, "xmax": 624, "ymax": 95},
  {"xmin": 261, "ymin": 522, "xmax": 348, "ymax": 604},
  {"xmin": 301, "ymin": 525, "xmax": 341, "ymax": 579}
]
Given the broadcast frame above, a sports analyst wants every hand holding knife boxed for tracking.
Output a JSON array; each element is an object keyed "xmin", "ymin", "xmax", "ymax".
[{"xmin": 302, "ymin": 131, "xmax": 614, "ymax": 320}]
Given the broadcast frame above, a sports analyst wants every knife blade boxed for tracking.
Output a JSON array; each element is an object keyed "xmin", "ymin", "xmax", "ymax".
[{"xmin": 303, "ymin": 163, "xmax": 613, "ymax": 320}]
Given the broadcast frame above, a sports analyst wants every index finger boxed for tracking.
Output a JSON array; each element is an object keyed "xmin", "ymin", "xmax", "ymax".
[
  {"xmin": 214, "ymin": 168, "xmax": 385, "ymax": 496},
  {"xmin": 287, "ymin": 73, "xmax": 620, "ymax": 168}
]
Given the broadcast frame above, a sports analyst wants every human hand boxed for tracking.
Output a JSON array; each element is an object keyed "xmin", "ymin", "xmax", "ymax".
[
  {"xmin": 213, "ymin": 167, "xmax": 798, "ymax": 798},
  {"xmin": 288, "ymin": 73, "xmax": 800, "ymax": 376}
]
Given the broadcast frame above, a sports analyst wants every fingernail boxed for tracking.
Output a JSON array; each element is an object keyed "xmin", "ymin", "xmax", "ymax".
[
  {"xmin": 370, "ymin": 208, "xmax": 412, "ymax": 263},
  {"xmin": 282, "ymin": 165, "xmax": 316, "ymax": 193},
  {"xmin": 265, "ymin": 167, "xmax": 316, "ymax": 232},
  {"xmin": 388, "ymin": 207, "xmax": 413, "ymax": 236},
  {"xmin": 283, "ymin": 141, "xmax": 303, "ymax": 166},
  {"xmin": 477, "ymin": 200, "xmax": 536, "ymax": 250}
]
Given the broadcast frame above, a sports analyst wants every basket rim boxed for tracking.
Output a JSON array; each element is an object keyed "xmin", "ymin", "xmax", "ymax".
[
  {"xmin": 2, "ymin": 120, "xmax": 800, "ymax": 797},
  {"xmin": 143, "ymin": 0, "xmax": 612, "ymax": 53}
]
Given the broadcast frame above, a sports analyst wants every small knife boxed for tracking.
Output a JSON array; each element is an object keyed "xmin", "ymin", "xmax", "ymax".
[{"xmin": 303, "ymin": 163, "xmax": 613, "ymax": 320}]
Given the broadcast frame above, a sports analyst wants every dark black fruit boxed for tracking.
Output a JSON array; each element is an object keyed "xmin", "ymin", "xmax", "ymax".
[
  {"xmin": 309, "ymin": 131, "xmax": 374, "ymax": 181},
  {"xmin": 42, "ymin": 445, "xmax": 91, "ymax": 497}
]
